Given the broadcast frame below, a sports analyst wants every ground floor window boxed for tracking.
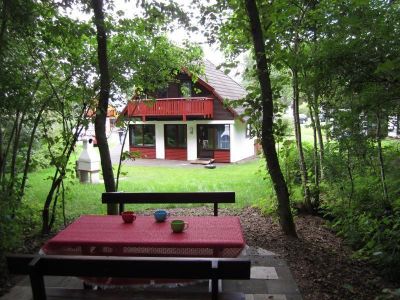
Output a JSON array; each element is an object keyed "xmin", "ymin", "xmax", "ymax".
[
  {"xmin": 165, "ymin": 124, "xmax": 187, "ymax": 148},
  {"xmin": 198, "ymin": 124, "xmax": 230, "ymax": 150},
  {"xmin": 129, "ymin": 124, "xmax": 155, "ymax": 147}
]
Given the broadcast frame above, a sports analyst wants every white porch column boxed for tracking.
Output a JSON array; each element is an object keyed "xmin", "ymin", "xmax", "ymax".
[
  {"xmin": 155, "ymin": 123, "xmax": 165, "ymax": 159},
  {"xmin": 187, "ymin": 122, "xmax": 197, "ymax": 160}
]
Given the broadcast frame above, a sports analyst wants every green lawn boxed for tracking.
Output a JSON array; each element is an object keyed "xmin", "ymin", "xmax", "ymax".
[{"xmin": 23, "ymin": 158, "xmax": 270, "ymax": 223}]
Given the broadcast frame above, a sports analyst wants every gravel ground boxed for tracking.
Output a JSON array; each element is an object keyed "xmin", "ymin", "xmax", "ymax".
[
  {"xmin": 160, "ymin": 206, "xmax": 398, "ymax": 300},
  {"xmin": 1, "ymin": 206, "xmax": 398, "ymax": 299}
]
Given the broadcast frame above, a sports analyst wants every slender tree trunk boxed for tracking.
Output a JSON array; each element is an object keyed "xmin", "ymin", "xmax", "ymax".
[
  {"xmin": 309, "ymin": 5, "xmax": 324, "ymax": 179},
  {"xmin": 0, "ymin": 113, "xmax": 18, "ymax": 187},
  {"xmin": 0, "ymin": 0, "xmax": 9, "ymax": 54},
  {"xmin": 244, "ymin": 0, "xmax": 297, "ymax": 237},
  {"xmin": 42, "ymin": 106, "xmax": 86, "ymax": 234},
  {"xmin": 20, "ymin": 103, "xmax": 46, "ymax": 198},
  {"xmin": 42, "ymin": 173, "xmax": 61, "ymax": 234},
  {"xmin": 292, "ymin": 67, "xmax": 312, "ymax": 213},
  {"xmin": 0, "ymin": 125, "xmax": 3, "ymax": 184},
  {"xmin": 346, "ymin": 149, "xmax": 354, "ymax": 207},
  {"xmin": 308, "ymin": 105, "xmax": 320, "ymax": 208},
  {"xmin": 311, "ymin": 92, "xmax": 324, "ymax": 179},
  {"xmin": 91, "ymin": 0, "xmax": 117, "ymax": 215},
  {"xmin": 376, "ymin": 113, "xmax": 389, "ymax": 206},
  {"xmin": 0, "ymin": 123, "xmax": 3, "ymax": 212},
  {"xmin": 116, "ymin": 126, "xmax": 128, "ymax": 191},
  {"xmin": 9, "ymin": 111, "xmax": 25, "ymax": 194}
]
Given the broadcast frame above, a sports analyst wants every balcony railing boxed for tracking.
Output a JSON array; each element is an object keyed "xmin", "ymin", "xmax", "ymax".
[{"xmin": 125, "ymin": 97, "xmax": 214, "ymax": 121}]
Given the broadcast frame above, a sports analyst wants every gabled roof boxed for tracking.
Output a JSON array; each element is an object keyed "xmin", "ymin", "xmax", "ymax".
[{"xmin": 201, "ymin": 60, "xmax": 247, "ymax": 101}]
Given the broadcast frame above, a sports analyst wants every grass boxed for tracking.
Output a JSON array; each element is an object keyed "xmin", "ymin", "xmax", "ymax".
[{"xmin": 23, "ymin": 158, "xmax": 271, "ymax": 226}]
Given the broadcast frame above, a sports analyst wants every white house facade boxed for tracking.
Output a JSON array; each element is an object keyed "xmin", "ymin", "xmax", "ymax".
[{"xmin": 121, "ymin": 60, "xmax": 256, "ymax": 163}]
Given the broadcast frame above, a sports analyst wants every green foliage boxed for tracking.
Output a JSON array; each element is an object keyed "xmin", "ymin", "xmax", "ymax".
[
  {"xmin": 0, "ymin": 194, "xmax": 23, "ymax": 253},
  {"xmin": 329, "ymin": 208, "xmax": 400, "ymax": 280},
  {"xmin": 320, "ymin": 141, "xmax": 400, "ymax": 280}
]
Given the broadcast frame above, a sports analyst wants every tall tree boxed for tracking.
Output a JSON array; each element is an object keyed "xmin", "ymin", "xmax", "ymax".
[
  {"xmin": 244, "ymin": 0, "xmax": 297, "ymax": 237},
  {"xmin": 90, "ymin": 0, "xmax": 117, "ymax": 214}
]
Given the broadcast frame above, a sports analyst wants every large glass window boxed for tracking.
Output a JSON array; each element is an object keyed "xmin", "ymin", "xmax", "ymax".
[
  {"xmin": 165, "ymin": 124, "xmax": 187, "ymax": 148},
  {"xmin": 130, "ymin": 124, "xmax": 155, "ymax": 147},
  {"xmin": 199, "ymin": 124, "xmax": 230, "ymax": 150},
  {"xmin": 217, "ymin": 125, "xmax": 230, "ymax": 149}
]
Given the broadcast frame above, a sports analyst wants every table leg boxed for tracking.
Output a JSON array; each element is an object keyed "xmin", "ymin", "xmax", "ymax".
[{"xmin": 213, "ymin": 247, "xmax": 223, "ymax": 257}]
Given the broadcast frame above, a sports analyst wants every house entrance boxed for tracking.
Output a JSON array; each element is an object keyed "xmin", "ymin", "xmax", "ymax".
[
  {"xmin": 197, "ymin": 125, "xmax": 214, "ymax": 159},
  {"xmin": 197, "ymin": 124, "xmax": 231, "ymax": 161},
  {"xmin": 164, "ymin": 124, "xmax": 187, "ymax": 160}
]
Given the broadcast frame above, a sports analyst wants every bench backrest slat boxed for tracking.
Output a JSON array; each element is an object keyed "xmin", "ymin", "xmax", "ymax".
[
  {"xmin": 7, "ymin": 254, "xmax": 250, "ymax": 300},
  {"xmin": 102, "ymin": 192, "xmax": 235, "ymax": 216},
  {"xmin": 6, "ymin": 254, "xmax": 36, "ymax": 274}
]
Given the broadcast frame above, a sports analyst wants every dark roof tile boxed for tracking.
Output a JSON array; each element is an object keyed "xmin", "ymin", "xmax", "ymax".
[{"xmin": 201, "ymin": 59, "xmax": 247, "ymax": 101}]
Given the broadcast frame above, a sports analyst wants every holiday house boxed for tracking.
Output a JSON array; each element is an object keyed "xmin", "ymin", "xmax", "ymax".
[{"xmin": 120, "ymin": 60, "xmax": 255, "ymax": 163}]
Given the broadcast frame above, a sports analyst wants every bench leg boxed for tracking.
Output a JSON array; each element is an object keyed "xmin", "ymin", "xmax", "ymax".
[
  {"xmin": 83, "ymin": 282, "xmax": 93, "ymax": 290},
  {"xmin": 29, "ymin": 271, "xmax": 46, "ymax": 300},
  {"xmin": 211, "ymin": 278, "xmax": 218, "ymax": 300}
]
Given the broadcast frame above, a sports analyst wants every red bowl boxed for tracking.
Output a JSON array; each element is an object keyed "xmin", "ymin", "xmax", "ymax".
[{"xmin": 121, "ymin": 211, "xmax": 136, "ymax": 223}]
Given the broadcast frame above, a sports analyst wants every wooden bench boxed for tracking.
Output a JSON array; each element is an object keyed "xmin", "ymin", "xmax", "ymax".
[
  {"xmin": 102, "ymin": 192, "xmax": 235, "ymax": 216},
  {"xmin": 6, "ymin": 254, "xmax": 250, "ymax": 300}
]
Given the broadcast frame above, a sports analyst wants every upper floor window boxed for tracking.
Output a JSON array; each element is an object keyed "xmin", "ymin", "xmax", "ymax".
[
  {"xmin": 180, "ymin": 81, "xmax": 192, "ymax": 97},
  {"xmin": 246, "ymin": 123, "xmax": 251, "ymax": 138}
]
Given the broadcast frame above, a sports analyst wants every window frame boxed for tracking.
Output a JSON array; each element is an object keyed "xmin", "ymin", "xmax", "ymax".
[
  {"xmin": 180, "ymin": 80, "xmax": 192, "ymax": 97},
  {"xmin": 164, "ymin": 124, "xmax": 187, "ymax": 149},
  {"xmin": 245, "ymin": 123, "xmax": 251, "ymax": 138},
  {"xmin": 200, "ymin": 124, "xmax": 230, "ymax": 150},
  {"xmin": 129, "ymin": 124, "xmax": 156, "ymax": 148}
]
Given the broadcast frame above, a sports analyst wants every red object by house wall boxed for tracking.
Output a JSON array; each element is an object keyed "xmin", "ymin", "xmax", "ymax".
[
  {"xmin": 214, "ymin": 150, "xmax": 230, "ymax": 163},
  {"xmin": 126, "ymin": 98, "xmax": 214, "ymax": 121},
  {"xmin": 165, "ymin": 148, "xmax": 187, "ymax": 160}
]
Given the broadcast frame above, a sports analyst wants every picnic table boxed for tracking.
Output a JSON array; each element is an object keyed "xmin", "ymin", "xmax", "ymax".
[
  {"xmin": 42, "ymin": 215, "xmax": 246, "ymax": 258},
  {"xmin": 41, "ymin": 215, "xmax": 246, "ymax": 287}
]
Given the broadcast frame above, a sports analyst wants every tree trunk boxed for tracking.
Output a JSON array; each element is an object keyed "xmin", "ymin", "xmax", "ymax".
[
  {"xmin": 244, "ymin": 0, "xmax": 297, "ymax": 237},
  {"xmin": 0, "ymin": 0, "xmax": 9, "ymax": 54},
  {"xmin": 292, "ymin": 67, "xmax": 312, "ymax": 213},
  {"xmin": 311, "ymin": 92, "xmax": 324, "ymax": 179},
  {"xmin": 346, "ymin": 149, "xmax": 354, "ymax": 206},
  {"xmin": 20, "ymin": 104, "xmax": 46, "ymax": 198},
  {"xmin": 0, "ymin": 113, "xmax": 18, "ymax": 187},
  {"xmin": 91, "ymin": 0, "xmax": 117, "ymax": 215},
  {"xmin": 116, "ymin": 126, "xmax": 128, "ymax": 191},
  {"xmin": 308, "ymin": 104, "xmax": 320, "ymax": 209},
  {"xmin": 42, "ymin": 106, "xmax": 87, "ymax": 234},
  {"xmin": 42, "ymin": 173, "xmax": 61, "ymax": 234},
  {"xmin": 376, "ymin": 112, "xmax": 389, "ymax": 206},
  {"xmin": 0, "ymin": 125, "xmax": 3, "ymax": 185},
  {"xmin": 8, "ymin": 111, "xmax": 25, "ymax": 194}
]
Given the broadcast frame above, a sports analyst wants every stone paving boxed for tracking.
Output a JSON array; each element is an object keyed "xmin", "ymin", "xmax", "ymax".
[{"xmin": 1, "ymin": 246, "xmax": 302, "ymax": 300}]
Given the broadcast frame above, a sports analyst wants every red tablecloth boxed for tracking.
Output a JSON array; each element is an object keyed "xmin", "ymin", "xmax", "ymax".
[{"xmin": 43, "ymin": 215, "xmax": 245, "ymax": 258}]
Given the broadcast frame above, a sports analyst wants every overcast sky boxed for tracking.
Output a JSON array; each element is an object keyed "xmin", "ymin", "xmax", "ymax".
[
  {"xmin": 68, "ymin": 1, "xmax": 224, "ymax": 64},
  {"xmin": 66, "ymin": 0, "xmax": 244, "ymax": 82}
]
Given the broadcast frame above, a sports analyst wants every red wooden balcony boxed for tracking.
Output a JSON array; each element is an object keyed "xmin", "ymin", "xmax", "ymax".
[{"xmin": 124, "ymin": 97, "xmax": 214, "ymax": 121}]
